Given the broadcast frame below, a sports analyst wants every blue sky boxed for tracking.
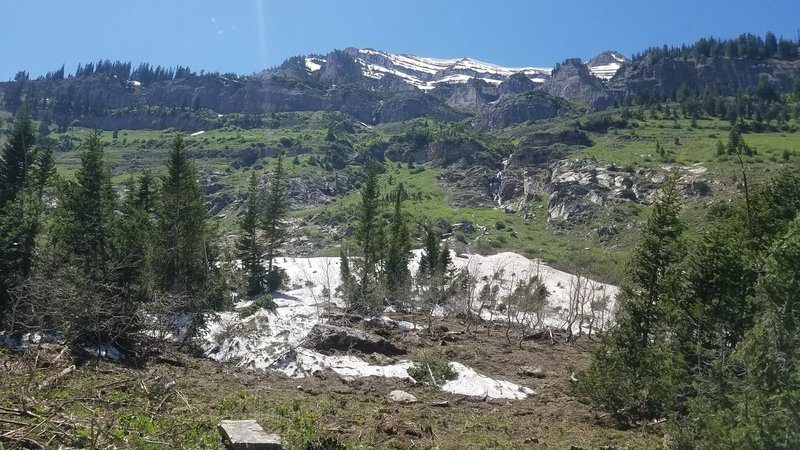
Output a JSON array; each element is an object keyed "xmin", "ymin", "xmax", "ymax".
[{"xmin": 2, "ymin": 0, "xmax": 799, "ymax": 80}]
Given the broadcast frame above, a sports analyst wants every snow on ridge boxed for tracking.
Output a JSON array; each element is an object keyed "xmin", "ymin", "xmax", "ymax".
[
  {"xmin": 587, "ymin": 51, "xmax": 627, "ymax": 80},
  {"xmin": 451, "ymin": 57, "xmax": 551, "ymax": 77},
  {"xmin": 355, "ymin": 48, "xmax": 551, "ymax": 90},
  {"xmin": 589, "ymin": 63, "xmax": 621, "ymax": 80},
  {"xmin": 305, "ymin": 57, "xmax": 324, "ymax": 73}
]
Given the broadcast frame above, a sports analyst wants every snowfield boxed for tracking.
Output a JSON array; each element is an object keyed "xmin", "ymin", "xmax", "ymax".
[
  {"xmin": 200, "ymin": 251, "xmax": 617, "ymax": 400},
  {"xmin": 588, "ymin": 63, "xmax": 621, "ymax": 80},
  {"xmin": 355, "ymin": 48, "xmax": 552, "ymax": 90}
]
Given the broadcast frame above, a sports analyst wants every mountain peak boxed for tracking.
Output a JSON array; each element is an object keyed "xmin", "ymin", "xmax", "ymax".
[
  {"xmin": 587, "ymin": 51, "xmax": 627, "ymax": 80},
  {"xmin": 296, "ymin": 48, "xmax": 552, "ymax": 91}
]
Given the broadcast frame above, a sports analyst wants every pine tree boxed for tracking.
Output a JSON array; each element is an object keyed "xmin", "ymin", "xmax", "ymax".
[
  {"xmin": 418, "ymin": 223, "xmax": 440, "ymax": 279},
  {"xmin": 578, "ymin": 172, "xmax": 687, "ymax": 419},
  {"xmin": 157, "ymin": 134, "xmax": 210, "ymax": 295},
  {"xmin": 262, "ymin": 151, "xmax": 288, "ymax": 291},
  {"xmin": 128, "ymin": 169, "xmax": 155, "ymax": 213},
  {"xmin": 59, "ymin": 130, "xmax": 116, "ymax": 275},
  {"xmin": 384, "ymin": 184, "xmax": 411, "ymax": 298},
  {"xmin": 114, "ymin": 172, "xmax": 157, "ymax": 303},
  {"xmin": 337, "ymin": 247, "xmax": 357, "ymax": 306},
  {"xmin": 417, "ymin": 223, "xmax": 453, "ymax": 328},
  {"xmin": 0, "ymin": 107, "xmax": 37, "ymax": 209},
  {"xmin": 438, "ymin": 242, "xmax": 451, "ymax": 278},
  {"xmin": 0, "ymin": 139, "xmax": 55, "ymax": 322},
  {"xmin": 351, "ymin": 160, "xmax": 384, "ymax": 311},
  {"xmin": 47, "ymin": 130, "xmax": 147, "ymax": 347},
  {"xmin": 156, "ymin": 134, "xmax": 226, "ymax": 336},
  {"xmin": 239, "ymin": 171, "xmax": 266, "ymax": 296}
]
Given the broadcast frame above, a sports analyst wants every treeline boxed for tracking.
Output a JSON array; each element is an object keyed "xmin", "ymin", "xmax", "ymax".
[
  {"xmin": 615, "ymin": 76, "xmax": 800, "ymax": 131},
  {"xmin": 632, "ymin": 31, "xmax": 800, "ymax": 62},
  {"xmin": 66, "ymin": 60, "xmax": 195, "ymax": 83},
  {"xmin": 577, "ymin": 166, "xmax": 800, "ymax": 447},
  {"xmin": 0, "ymin": 107, "xmax": 227, "ymax": 355}
]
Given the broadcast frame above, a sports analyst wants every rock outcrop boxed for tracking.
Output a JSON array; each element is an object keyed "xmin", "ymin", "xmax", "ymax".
[
  {"xmin": 540, "ymin": 58, "xmax": 605, "ymax": 103},
  {"xmin": 473, "ymin": 91, "xmax": 574, "ymax": 131},
  {"xmin": 594, "ymin": 57, "xmax": 800, "ymax": 109},
  {"xmin": 546, "ymin": 160, "xmax": 711, "ymax": 223}
]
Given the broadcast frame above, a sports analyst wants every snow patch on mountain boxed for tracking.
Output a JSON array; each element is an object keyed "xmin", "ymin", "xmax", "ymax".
[
  {"xmin": 587, "ymin": 51, "xmax": 627, "ymax": 81},
  {"xmin": 355, "ymin": 48, "xmax": 551, "ymax": 90},
  {"xmin": 305, "ymin": 57, "xmax": 325, "ymax": 73}
]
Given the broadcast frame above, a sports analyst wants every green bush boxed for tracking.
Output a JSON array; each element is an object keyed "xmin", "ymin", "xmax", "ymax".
[
  {"xmin": 238, "ymin": 295, "xmax": 276, "ymax": 318},
  {"xmin": 409, "ymin": 350, "xmax": 456, "ymax": 385}
]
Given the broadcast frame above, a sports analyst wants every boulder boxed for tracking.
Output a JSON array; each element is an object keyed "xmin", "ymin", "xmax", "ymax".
[
  {"xmin": 388, "ymin": 390, "xmax": 418, "ymax": 404},
  {"xmin": 218, "ymin": 420, "xmax": 282, "ymax": 450}
]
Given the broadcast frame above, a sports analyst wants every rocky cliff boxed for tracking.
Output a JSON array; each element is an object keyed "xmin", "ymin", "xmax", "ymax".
[
  {"xmin": 473, "ymin": 91, "xmax": 575, "ymax": 131},
  {"xmin": 594, "ymin": 56, "xmax": 800, "ymax": 109}
]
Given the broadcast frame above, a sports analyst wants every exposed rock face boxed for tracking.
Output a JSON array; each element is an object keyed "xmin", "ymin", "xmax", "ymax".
[
  {"xmin": 498, "ymin": 73, "xmax": 538, "ymax": 97},
  {"xmin": 440, "ymin": 78, "xmax": 499, "ymax": 111},
  {"xmin": 594, "ymin": 57, "xmax": 800, "ymax": 109},
  {"xmin": 306, "ymin": 324, "xmax": 406, "ymax": 356},
  {"xmin": 318, "ymin": 48, "xmax": 366, "ymax": 86},
  {"xmin": 540, "ymin": 58, "xmax": 605, "ymax": 103},
  {"xmin": 440, "ymin": 165, "xmax": 500, "ymax": 208},
  {"xmin": 546, "ymin": 159, "xmax": 710, "ymax": 223},
  {"xmin": 426, "ymin": 138, "xmax": 495, "ymax": 168},
  {"xmin": 473, "ymin": 91, "xmax": 574, "ymax": 131},
  {"xmin": 374, "ymin": 91, "xmax": 464, "ymax": 123}
]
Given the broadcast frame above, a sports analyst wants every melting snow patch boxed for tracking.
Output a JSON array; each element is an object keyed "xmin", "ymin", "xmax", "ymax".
[
  {"xmin": 83, "ymin": 345, "xmax": 124, "ymax": 362},
  {"xmin": 443, "ymin": 362, "xmax": 534, "ymax": 400},
  {"xmin": 378, "ymin": 316, "xmax": 424, "ymax": 331},
  {"xmin": 274, "ymin": 348, "xmax": 413, "ymax": 380},
  {"xmin": 190, "ymin": 130, "xmax": 205, "ymax": 136},
  {"xmin": 0, "ymin": 332, "xmax": 64, "ymax": 349}
]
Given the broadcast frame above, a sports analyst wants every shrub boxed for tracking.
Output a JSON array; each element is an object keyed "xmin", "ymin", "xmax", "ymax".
[
  {"xmin": 265, "ymin": 267, "xmax": 289, "ymax": 292},
  {"xmin": 238, "ymin": 295, "xmax": 276, "ymax": 318},
  {"xmin": 409, "ymin": 350, "xmax": 456, "ymax": 385}
]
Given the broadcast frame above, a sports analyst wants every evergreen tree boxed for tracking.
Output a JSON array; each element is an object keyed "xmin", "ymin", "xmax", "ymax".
[
  {"xmin": 578, "ymin": 172, "xmax": 687, "ymax": 419},
  {"xmin": 157, "ymin": 134, "xmax": 217, "ymax": 303},
  {"xmin": 384, "ymin": 184, "xmax": 411, "ymax": 298},
  {"xmin": 50, "ymin": 130, "xmax": 148, "ymax": 347},
  {"xmin": 113, "ymin": 174, "xmax": 157, "ymax": 304},
  {"xmin": 128, "ymin": 169, "xmax": 156, "ymax": 213},
  {"xmin": 0, "ymin": 139, "xmax": 55, "ymax": 323},
  {"xmin": 261, "ymin": 151, "xmax": 289, "ymax": 291},
  {"xmin": 417, "ymin": 222, "xmax": 453, "ymax": 328},
  {"xmin": 0, "ymin": 107, "xmax": 36, "ymax": 209},
  {"xmin": 59, "ymin": 130, "xmax": 116, "ymax": 275},
  {"xmin": 239, "ymin": 171, "xmax": 266, "ymax": 296},
  {"xmin": 684, "ymin": 217, "xmax": 800, "ymax": 448},
  {"xmin": 351, "ymin": 160, "xmax": 384, "ymax": 311},
  {"xmin": 727, "ymin": 122, "xmax": 750, "ymax": 156},
  {"xmin": 438, "ymin": 242, "xmax": 451, "ymax": 278},
  {"xmin": 418, "ymin": 223, "xmax": 440, "ymax": 278}
]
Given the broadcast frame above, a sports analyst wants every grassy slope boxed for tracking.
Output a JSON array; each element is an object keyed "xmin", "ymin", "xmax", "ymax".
[
  {"xmin": 0, "ymin": 317, "xmax": 664, "ymax": 449},
  {"xmin": 41, "ymin": 105, "xmax": 800, "ymax": 284}
]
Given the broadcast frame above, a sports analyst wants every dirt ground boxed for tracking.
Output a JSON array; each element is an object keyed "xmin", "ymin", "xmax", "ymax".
[{"xmin": 0, "ymin": 316, "xmax": 664, "ymax": 449}]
